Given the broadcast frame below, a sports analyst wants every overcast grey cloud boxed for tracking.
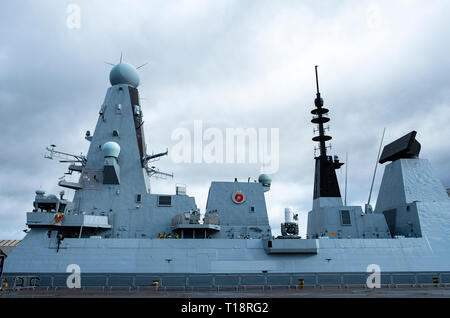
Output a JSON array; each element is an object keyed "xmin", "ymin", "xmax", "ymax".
[{"xmin": 1, "ymin": 0, "xmax": 449, "ymax": 239}]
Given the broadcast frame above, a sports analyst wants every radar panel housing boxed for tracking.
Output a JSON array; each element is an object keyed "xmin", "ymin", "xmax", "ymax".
[{"xmin": 379, "ymin": 131, "xmax": 421, "ymax": 164}]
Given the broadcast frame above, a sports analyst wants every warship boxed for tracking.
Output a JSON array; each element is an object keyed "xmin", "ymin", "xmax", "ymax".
[{"xmin": 1, "ymin": 63, "xmax": 450, "ymax": 289}]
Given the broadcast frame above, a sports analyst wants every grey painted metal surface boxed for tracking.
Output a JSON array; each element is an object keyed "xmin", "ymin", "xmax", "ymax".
[
  {"xmin": 2, "ymin": 271, "xmax": 449, "ymax": 289},
  {"xmin": 2, "ymin": 63, "xmax": 450, "ymax": 288},
  {"xmin": 0, "ymin": 240, "xmax": 20, "ymax": 257}
]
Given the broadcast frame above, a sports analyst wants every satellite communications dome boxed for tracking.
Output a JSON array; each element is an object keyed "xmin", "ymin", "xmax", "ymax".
[
  {"xmin": 103, "ymin": 141, "xmax": 121, "ymax": 158},
  {"xmin": 109, "ymin": 62, "xmax": 140, "ymax": 88},
  {"xmin": 258, "ymin": 174, "xmax": 271, "ymax": 187}
]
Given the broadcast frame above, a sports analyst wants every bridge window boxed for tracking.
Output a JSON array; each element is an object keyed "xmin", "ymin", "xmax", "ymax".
[
  {"xmin": 340, "ymin": 210, "xmax": 351, "ymax": 225},
  {"xmin": 158, "ymin": 195, "xmax": 171, "ymax": 206}
]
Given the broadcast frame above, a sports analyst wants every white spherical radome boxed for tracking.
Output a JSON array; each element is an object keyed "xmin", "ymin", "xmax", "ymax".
[
  {"xmin": 109, "ymin": 62, "xmax": 140, "ymax": 88},
  {"xmin": 103, "ymin": 141, "xmax": 121, "ymax": 158},
  {"xmin": 258, "ymin": 174, "xmax": 272, "ymax": 187}
]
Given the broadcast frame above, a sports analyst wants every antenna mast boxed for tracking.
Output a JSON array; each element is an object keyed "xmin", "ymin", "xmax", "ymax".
[
  {"xmin": 345, "ymin": 152, "xmax": 348, "ymax": 205},
  {"xmin": 315, "ymin": 65, "xmax": 320, "ymax": 94},
  {"xmin": 310, "ymin": 66, "xmax": 344, "ymax": 200},
  {"xmin": 367, "ymin": 128, "xmax": 386, "ymax": 207},
  {"xmin": 311, "ymin": 65, "xmax": 331, "ymax": 158}
]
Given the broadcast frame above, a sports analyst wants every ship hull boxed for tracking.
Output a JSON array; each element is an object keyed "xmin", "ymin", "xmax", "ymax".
[{"xmin": 2, "ymin": 229, "xmax": 450, "ymax": 288}]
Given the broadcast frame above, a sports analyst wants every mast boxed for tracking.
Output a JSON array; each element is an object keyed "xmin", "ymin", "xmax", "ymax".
[
  {"xmin": 311, "ymin": 66, "xmax": 344, "ymax": 200},
  {"xmin": 311, "ymin": 65, "xmax": 331, "ymax": 158}
]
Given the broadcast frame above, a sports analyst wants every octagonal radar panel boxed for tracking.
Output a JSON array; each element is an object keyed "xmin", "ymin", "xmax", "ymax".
[{"xmin": 109, "ymin": 62, "xmax": 140, "ymax": 88}]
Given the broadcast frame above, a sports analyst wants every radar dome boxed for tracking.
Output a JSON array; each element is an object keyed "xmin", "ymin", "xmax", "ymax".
[
  {"xmin": 258, "ymin": 174, "xmax": 271, "ymax": 187},
  {"xmin": 103, "ymin": 141, "xmax": 121, "ymax": 158},
  {"xmin": 35, "ymin": 190, "xmax": 45, "ymax": 196},
  {"xmin": 109, "ymin": 62, "xmax": 140, "ymax": 88}
]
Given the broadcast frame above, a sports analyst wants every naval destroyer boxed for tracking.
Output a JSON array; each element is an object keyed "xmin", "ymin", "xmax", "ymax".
[{"xmin": 1, "ymin": 63, "xmax": 450, "ymax": 289}]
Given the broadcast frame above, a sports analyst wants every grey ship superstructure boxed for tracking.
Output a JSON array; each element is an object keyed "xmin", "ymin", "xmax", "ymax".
[{"xmin": 1, "ymin": 63, "xmax": 450, "ymax": 289}]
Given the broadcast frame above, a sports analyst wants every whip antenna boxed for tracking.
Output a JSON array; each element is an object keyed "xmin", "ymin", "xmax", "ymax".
[
  {"xmin": 315, "ymin": 65, "xmax": 320, "ymax": 94},
  {"xmin": 345, "ymin": 152, "xmax": 348, "ymax": 206},
  {"xmin": 367, "ymin": 128, "xmax": 386, "ymax": 207}
]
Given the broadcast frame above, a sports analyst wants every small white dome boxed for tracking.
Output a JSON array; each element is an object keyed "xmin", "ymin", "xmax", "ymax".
[
  {"xmin": 109, "ymin": 62, "xmax": 140, "ymax": 87},
  {"xmin": 103, "ymin": 141, "xmax": 121, "ymax": 158},
  {"xmin": 258, "ymin": 174, "xmax": 271, "ymax": 187}
]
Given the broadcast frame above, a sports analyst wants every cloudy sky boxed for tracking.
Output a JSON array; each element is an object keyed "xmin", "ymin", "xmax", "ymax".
[{"xmin": 1, "ymin": 0, "xmax": 449, "ymax": 239}]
